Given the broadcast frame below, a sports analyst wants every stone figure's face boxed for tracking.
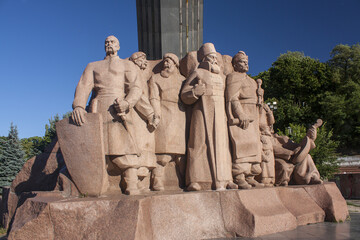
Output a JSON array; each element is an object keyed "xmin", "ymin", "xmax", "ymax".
[
  {"xmin": 163, "ymin": 58, "xmax": 176, "ymax": 73},
  {"xmin": 204, "ymin": 53, "xmax": 218, "ymax": 65},
  {"xmin": 134, "ymin": 56, "xmax": 148, "ymax": 70},
  {"xmin": 105, "ymin": 36, "xmax": 120, "ymax": 55},
  {"xmin": 234, "ymin": 58, "xmax": 249, "ymax": 73}
]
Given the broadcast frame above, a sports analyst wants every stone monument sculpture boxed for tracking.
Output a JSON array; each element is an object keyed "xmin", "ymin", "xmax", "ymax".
[
  {"xmin": 273, "ymin": 119, "xmax": 324, "ymax": 186},
  {"xmin": 148, "ymin": 53, "xmax": 187, "ymax": 191},
  {"xmin": 70, "ymin": 36, "xmax": 156, "ymax": 195},
  {"xmin": 3, "ymin": 38, "xmax": 351, "ymax": 240},
  {"xmin": 181, "ymin": 43, "xmax": 237, "ymax": 191},
  {"xmin": 225, "ymin": 51, "xmax": 264, "ymax": 189}
]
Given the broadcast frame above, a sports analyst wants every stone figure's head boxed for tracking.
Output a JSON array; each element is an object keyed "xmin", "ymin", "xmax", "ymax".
[
  {"xmin": 164, "ymin": 53, "xmax": 179, "ymax": 71},
  {"xmin": 232, "ymin": 51, "xmax": 249, "ymax": 73},
  {"xmin": 198, "ymin": 43, "xmax": 218, "ymax": 66},
  {"xmin": 130, "ymin": 52, "xmax": 148, "ymax": 70},
  {"xmin": 105, "ymin": 35, "xmax": 120, "ymax": 56}
]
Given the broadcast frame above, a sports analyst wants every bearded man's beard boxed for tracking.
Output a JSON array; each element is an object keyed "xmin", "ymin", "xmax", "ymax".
[
  {"xmin": 210, "ymin": 62, "xmax": 220, "ymax": 74},
  {"xmin": 160, "ymin": 67, "xmax": 174, "ymax": 78}
]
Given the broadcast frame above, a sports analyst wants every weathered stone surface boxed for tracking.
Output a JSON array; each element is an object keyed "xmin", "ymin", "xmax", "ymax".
[
  {"xmin": 276, "ymin": 186, "xmax": 325, "ymax": 225},
  {"xmin": 10, "ymin": 138, "xmax": 64, "ymax": 195},
  {"xmin": 303, "ymin": 182, "xmax": 349, "ymax": 222},
  {"xmin": 7, "ymin": 184, "xmax": 346, "ymax": 240},
  {"xmin": 221, "ymin": 188, "xmax": 297, "ymax": 237},
  {"xmin": 56, "ymin": 113, "xmax": 108, "ymax": 197}
]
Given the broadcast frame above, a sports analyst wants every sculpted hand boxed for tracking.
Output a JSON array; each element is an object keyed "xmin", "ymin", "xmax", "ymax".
[
  {"xmin": 71, "ymin": 107, "xmax": 87, "ymax": 126},
  {"xmin": 237, "ymin": 114, "xmax": 253, "ymax": 130},
  {"xmin": 193, "ymin": 83, "xmax": 206, "ymax": 97},
  {"xmin": 148, "ymin": 115, "xmax": 160, "ymax": 131},
  {"xmin": 114, "ymin": 98, "xmax": 129, "ymax": 113}
]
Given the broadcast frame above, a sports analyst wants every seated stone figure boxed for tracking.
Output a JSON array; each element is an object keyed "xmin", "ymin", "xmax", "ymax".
[{"xmin": 272, "ymin": 119, "xmax": 324, "ymax": 186}]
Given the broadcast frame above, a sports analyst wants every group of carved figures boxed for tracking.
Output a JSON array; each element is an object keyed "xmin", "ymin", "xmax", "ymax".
[{"xmin": 70, "ymin": 35, "xmax": 323, "ymax": 195}]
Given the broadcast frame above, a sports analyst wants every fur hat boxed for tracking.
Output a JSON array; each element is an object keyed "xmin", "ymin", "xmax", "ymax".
[
  {"xmin": 130, "ymin": 51, "xmax": 146, "ymax": 61},
  {"xmin": 197, "ymin": 43, "xmax": 217, "ymax": 62},
  {"xmin": 163, "ymin": 53, "xmax": 179, "ymax": 67}
]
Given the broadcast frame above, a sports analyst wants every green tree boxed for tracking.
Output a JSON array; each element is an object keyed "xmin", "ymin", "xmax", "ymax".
[
  {"xmin": 20, "ymin": 136, "xmax": 43, "ymax": 159},
  {"xmin": 256, "ymin": 51, "xmax": 333, "ymax": 132},
  {"xmin": 0, "ymin": 123, "xmax": 26, "ymax": 188}
]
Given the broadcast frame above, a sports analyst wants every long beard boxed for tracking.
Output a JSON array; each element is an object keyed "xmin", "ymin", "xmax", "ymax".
[
  {"xmin": 210, "ymin": 64, "xmax": 220, "ymax": 74},
  {"xmin": 160, "ymin": 68, "xmax": 173, "ymax": 78}
]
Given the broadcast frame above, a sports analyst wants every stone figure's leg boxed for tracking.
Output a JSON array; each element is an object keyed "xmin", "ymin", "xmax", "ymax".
[
  {"xmin": 275, "ymin": 158, "xmax": 294, "ymax": 186},
  {"xmin": 112, "ymin": 155, "xmax": 141, "ymax": 195},
  {"xmin": 175, "ymin": 155, "xmax": 186, "ymax": 188},
  {"xmin": 137, "ymin": 167, "xmax": 150, "ymax": 193},
  {"xmin": 246, "ymin": 163, "xmax": 265, "ymax": 187},
  {"xmin": 152, "ymin": 154, "xmax": 172, "ymax": 191},
  {"xmin": 232, "ymin": 162, "xmax": 252, "ymax": 189},
  {"xmin": 123, "ymin": 167, "xmax": 139, "ymax": 195},
  {"xmin": 292, "ymin": 155, "xmax": 323, "ymax": 185}
]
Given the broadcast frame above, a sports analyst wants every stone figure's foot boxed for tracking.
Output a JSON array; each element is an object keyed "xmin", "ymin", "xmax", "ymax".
[
  {"xmin": 125, "ymin": 188, "xmax": 140, "ymax": 195},
  {"xmin": 227, "ymin": 181, "xmax": 239, "ymax": 189},
  {"xmin": 236, "ymin": 179, "xmax": 252, "ymax": 189},
  {"xmin": 187, "ymin": 182, "xmax": 201, "ymax": 191},
  {"xmin": 153, "ymin": 185, "xmax": 165, "ymax": 191},
  {"xmin": 264, "ymin": 183, "xmax": 274, "ymax": 187},
  {"xmin": 246, "ymin": 178, "xmax": 265, "ymax": 188},
  {"xmin": 216, "ymin": 182, "xmax": 227, "ymax": 191},
  {"xmin": 279, "ymin": 181, "xmax": 288, "ymax": 186},
  {"xmin": 309, "ymin": 175, "xmax": 323, "ymax": 185}
]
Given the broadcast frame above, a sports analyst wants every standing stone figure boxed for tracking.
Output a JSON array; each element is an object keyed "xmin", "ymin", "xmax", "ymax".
[
  {"xmin": 258, "ymin": 103, "xmax": 276, "ymax": 187},
  {"xmin": 71, "ymin": 36, "xmax": 155, "ymax": 195},
  {"xmin": 148, "ymin": 53, "xmax": 187, "ymax": 191},
  {"xmin": 181, "ymin": 43, "xmax": 236, "ymax": 191},
  {"xmin": 129, "ymin": 51, "xmax": 157, "ymax": 193},
  {"xmin": 225, "ymin": 51, "xmax": 264, "ymax": 189}
]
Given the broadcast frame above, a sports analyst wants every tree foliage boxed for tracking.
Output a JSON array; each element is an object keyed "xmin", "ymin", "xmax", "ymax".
[
  {"xmin": 256, "ymin": 44, "xmax": 360, "ymax": 152},
  {"xmin": 0, "ymin": 123, "xmax": 26, "ymax": 188}
]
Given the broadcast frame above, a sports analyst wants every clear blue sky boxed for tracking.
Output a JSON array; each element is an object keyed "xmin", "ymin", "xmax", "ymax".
[{"xmin": 0, "ymin": 0, "xmax": 359, "ymax": 139}]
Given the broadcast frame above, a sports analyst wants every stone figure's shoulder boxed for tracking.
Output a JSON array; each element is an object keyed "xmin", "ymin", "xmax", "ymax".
[
  {"xmin": 121, "ymin": 59, "xmax": 137, "ymax": 71},
  {"xmin": 85, "ymin": 59, "xmax": 106, "ymax": 70}
]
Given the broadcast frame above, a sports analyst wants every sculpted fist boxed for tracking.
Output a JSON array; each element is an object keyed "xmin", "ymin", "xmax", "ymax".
[
  {"xmin": 193, "ymin": 83, "xmax": 206, "ymax": 97},
  {"xmin": 71, "ymin": 107, "xmax": 87, "ymax": 126},
  {"xmin": 114, "ymin": 98, "xmax": 129, "ymax": 113},
  {"xmin": 148, "ymin": 114, "xmax": 160, "ymax": 131}
]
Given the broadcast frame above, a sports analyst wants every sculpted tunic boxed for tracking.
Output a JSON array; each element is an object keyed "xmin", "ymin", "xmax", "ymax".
[
  {"xmin": 226, "ymin": 73, "xmax": 262, "ymax": 163},
  {"xmin": 72, "ymin": 55, "xmax": 143, "ymax": 156},
  {"xmin": 181, "ymin": 67, "xmax": 232, "ymax": 187},
  {"xmin": 149, "ymin": 72, "xmax": 186, "ymax": 155}
]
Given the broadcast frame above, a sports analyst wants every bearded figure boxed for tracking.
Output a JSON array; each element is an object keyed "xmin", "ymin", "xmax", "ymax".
[
  {"xmin": 225, "ymin": 51, "xmax": 264, "ymax": 189},
  {"xmin": 148, "ymin": 53, "xmax": 187, "ymax": 190},
  {"xmin": 181, "ymin": 43, "xmax": 237, "ymax": 191}
]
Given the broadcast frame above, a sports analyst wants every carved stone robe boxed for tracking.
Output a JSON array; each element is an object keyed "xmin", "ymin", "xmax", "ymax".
[
  {"xmin": 149, "ymin": 71, "xmax": 186, "ymax": 155},
  {"xmin": 225, "ymin": 72, "xmax": 262, "ymax": 163},
  {"xmin": 181, "ymin": 66, "xmax": 232, "ymax": 188}
]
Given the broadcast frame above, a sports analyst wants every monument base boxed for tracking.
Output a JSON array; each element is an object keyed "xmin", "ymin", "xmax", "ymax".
[{"xmin": 7, "ymin": 182, "xmax": 348, "ymax": 240}]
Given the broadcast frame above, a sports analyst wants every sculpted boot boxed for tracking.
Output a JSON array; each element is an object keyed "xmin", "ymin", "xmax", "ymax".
[
  {"xmin": 234, "ymin": 174, "xmax": 252, "ymax": 189},
  {"xmin": 187, "ymin": 182, "xmax": 201, "ymax": 191},
  {"xmin": 152, "ymin": 164, "xmax": 165, "ymax": 191},
  {"xmin": 246, "ymin": 176, "xmax": 265, "ymax": 188},
  {"xmin": 124, "ymin": 168, "xmax": 140, "ymax": 195}
]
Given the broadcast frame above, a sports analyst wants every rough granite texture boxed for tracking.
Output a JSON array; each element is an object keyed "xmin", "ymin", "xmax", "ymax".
[{"xmin": 7, "ymin": 182, "xmax": 348, "ymax": 240}]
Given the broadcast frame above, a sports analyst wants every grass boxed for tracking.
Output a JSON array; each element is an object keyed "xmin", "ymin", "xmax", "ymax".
[
  {"xmin": 0, "ymin": 227, "xmax": 7, "ymax": 235},
  {"xmin": 346, "ymin": 201, "xmax": 360, "ymax": 207}
]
